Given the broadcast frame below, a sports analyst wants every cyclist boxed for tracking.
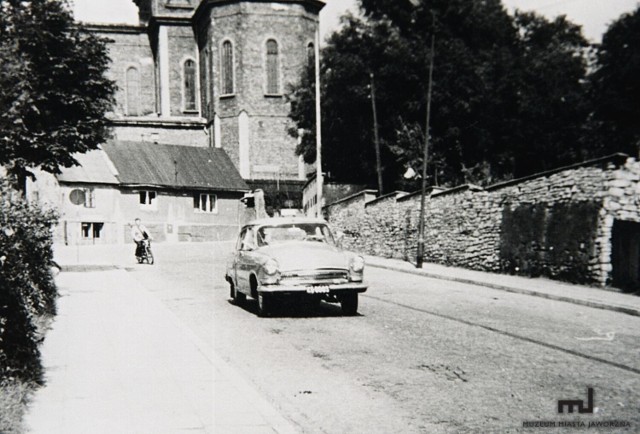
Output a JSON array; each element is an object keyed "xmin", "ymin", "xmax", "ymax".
[{"xmin": 131, "ymin": 218, "xmax": 151, "ymax": 260}]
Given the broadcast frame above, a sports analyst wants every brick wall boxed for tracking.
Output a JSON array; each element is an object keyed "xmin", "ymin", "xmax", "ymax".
[
  {"xmin": 90, "ymin": 25, "xmax": 157, "ymax": 117},
  {"xmin": 325, "ymin": 155, "xmax": 639, "ymax": 288},
  {"xmin": 110, "ymin": 120, "xmax": 208, "ymax": 146},
  {"xmin": 168, "ymin": 24, "xmax": 201, "ymax": 117}
]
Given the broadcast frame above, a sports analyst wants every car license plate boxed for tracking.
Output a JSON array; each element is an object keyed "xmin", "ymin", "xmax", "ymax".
[{"xmin": 307, "ymin": 285, "xmax": 330, "ymax": 294}]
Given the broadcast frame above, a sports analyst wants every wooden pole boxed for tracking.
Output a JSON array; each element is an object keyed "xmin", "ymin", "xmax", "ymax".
[
  {"xmin": 416, "ymin": 13, "xmax": 435, "ymax": 269},
  {"xmin": 370, "ymin": 72, "xmax": 383, "ymax": 196}
]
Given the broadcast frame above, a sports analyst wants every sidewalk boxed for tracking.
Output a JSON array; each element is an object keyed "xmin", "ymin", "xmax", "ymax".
[
  {"xmin": 24, "ymin": 268, "xmax": 298, "ymax": 434},
  {"xmin": 365, "ymin": 255, "xmax": 640, "ymax": 317}
]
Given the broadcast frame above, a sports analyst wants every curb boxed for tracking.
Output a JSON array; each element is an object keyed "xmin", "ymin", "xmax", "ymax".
[
  {"xmin": 60, "ymin": 264, "xmax": 121, "ymax": 272},
  {"xmin": 367, "ymin": 261, "xmax": 640, "ymax": 318}
]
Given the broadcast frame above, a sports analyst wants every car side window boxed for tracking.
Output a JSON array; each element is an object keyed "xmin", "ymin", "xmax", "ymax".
[{"xmin": 241, "ymin": 227, "xmax": 256, "ymax": 251}]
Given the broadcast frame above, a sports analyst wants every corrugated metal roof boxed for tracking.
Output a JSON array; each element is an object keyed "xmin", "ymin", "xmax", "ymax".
[
  {"xmin": 56, "ymin": 148, "xmax": 119, "ymax": 185},
  {"xmin": 102, "ymin": 141, "xmax": 248, "ymax": 191}
]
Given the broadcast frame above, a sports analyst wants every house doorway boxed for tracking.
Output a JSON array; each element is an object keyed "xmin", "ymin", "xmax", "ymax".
[{"xmin": 611, "ymin": 219, "xmax": 640, "ymax": 292}]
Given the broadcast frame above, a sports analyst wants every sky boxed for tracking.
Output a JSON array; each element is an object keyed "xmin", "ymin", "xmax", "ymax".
[{"xmin": 71, "ymin": 0, "xmax": 639, "ymax": 43}]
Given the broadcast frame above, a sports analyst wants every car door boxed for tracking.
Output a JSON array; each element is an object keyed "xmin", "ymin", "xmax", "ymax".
[
  {"xmin": 228, "ymin": 228, "xmax": 245, "ymax": 288},
  {"xmin": 236, "ymin": 227, "xmax": 256, "ymax": 293}
]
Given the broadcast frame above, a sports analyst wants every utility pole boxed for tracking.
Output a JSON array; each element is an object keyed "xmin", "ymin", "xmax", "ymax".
[
  {"xmin": 416, "ymin": 12, "xmax": 435, "ymax": 269},
  {"xmin": 370, "ymin": 72, "xmax": 383, "ymax": 196},
  {"xmin": 315, "ymin": 23, "xmax": 323, "ymax": 218}
]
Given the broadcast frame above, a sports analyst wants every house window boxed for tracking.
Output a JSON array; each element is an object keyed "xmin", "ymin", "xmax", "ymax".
[
  {"xmin": 139, "ymin": 191, "xmax": 157, "ymax": 209},
  {"xmin": 221, "ymin": 40, "xmax": 234, "ymax": 95},
  {"xmin": 266, "ymin": 39, "xmax": 279, "ymax": 94},
  {"xmin": 125, "ymin": 66, "xmax": 140, "ymax": 116},
  {"xmin": 193, "ymin": 193, "xmax": 217, "ymax": 213},
  {"xmin": 81, "ymin": 222, "xmax": 103, "ymax": 239},
  {"xmin": 183, "ymin": 59, "xmax": 197, "ymax": 112}
]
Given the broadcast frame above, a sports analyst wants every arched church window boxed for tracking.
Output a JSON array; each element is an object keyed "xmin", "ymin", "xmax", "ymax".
[
  {"xmin": 125, "ymin": 66, "xmax": 140, "ymax": 116},
  {"xmin": 183, "ymin": 58, "xmax": 197, "ymax": 111},
  {"xmin": 307, "ymin": 42, "xmax": 315, "ymax": 69},
  {"xmin": 266, "ymin": 39, "xmax": 279, "ymax": 94},
  {"xmin": 221, "ymin": 40, "xmax": 234, "ymax": 95}
]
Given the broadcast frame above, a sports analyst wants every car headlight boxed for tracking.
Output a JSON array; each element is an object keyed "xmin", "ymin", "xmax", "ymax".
[
  {"xmin": 264, "ymin": 258, "xmax": 279, "ymax": 275},
  {"xmin": 350, "ymin": 255, "xmax": 365, "ymax": 273}
]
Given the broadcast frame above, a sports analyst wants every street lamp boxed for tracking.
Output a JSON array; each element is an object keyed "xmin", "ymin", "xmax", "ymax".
[{"xmin": 416, "ymin": 9, "xmax": 435, "ymax": 269}]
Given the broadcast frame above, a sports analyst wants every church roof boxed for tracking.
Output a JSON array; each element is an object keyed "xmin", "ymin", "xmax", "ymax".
[
  {"xmin": 57, "ymin": 141, "xmax": 248, "ymax": 192},
  {"xmin": 56, "ymin": 148, "xmax": 120, "ymax": 185},
  {"xmin": 102, "ymin": 141, "xmax": 248, "ymax": 191}
]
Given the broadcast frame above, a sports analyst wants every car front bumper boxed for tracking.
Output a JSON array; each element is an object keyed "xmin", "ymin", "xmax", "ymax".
[{"xmin": 258, "ymin": 281, "xmax": 367, "ymax": 296}]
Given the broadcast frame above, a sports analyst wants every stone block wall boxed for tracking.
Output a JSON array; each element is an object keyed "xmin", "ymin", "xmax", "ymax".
[{"xmin": 325, "ymin": 155, "xmax": 638, "ymax": 288}]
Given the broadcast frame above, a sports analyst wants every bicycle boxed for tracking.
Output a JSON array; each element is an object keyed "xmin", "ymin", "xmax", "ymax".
[{"xmin": 136, "ymin": 239, "xmax": 154, "ymax": 265}]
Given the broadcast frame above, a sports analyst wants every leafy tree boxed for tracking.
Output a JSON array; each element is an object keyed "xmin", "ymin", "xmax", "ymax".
[
  {"xmin": 0, "ymin": 0, "xmax": 115, "ymax": 188},
  {"xmin": 589, "ymin": 6, "xmax": 640, "ymax": 157},
  {"xmin": 288, "ymin": 0, "xmax": 594, "ymax": 190},
  {"xmin": 503, "ymin": 12, "xmax": 592, "ymax": 176},
  {"xmin": 289, "ymin": 15, "xmax": 421, "ymax": 189}
]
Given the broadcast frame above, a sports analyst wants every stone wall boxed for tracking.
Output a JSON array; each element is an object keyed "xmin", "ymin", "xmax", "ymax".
[{"xmin": 325, "ymin": 154, "xmax": 639, "ymax": 289}]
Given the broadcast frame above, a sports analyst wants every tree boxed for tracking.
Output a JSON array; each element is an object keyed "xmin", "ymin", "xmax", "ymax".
[
  {"xmin": 0, "ymin": 0, "xmax": 115, "ymax": 188},
  {"xmin": 504, "ymin": 12, "xmax": 592, "ymax": 176},
  {"xmin": 589, "ymin": 6, "xmax": 640, "ymax": 157},
  {"xmin": 288, "ymin": 15, "xmax": 421, "ymax": 188},
  {"xmin": 288, "ymin": 1, "xmax": 596, "ymax": 189}
]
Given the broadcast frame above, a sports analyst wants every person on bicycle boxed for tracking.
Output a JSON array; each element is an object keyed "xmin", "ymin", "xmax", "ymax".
[{"xmin": 131, "ymin": 218, "xmax": 151, "ymax": 259}]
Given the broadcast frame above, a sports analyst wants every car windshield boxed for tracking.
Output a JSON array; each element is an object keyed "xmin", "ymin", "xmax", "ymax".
[{"xmin": 257, "ymin": 223, "xmax": 335, "ymax": 247}]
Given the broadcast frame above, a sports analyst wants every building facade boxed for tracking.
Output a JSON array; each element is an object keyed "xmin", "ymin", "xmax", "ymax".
[
  {"xmin": 29, "ymin": 0, "xmax": 324, "ymax": 244},
  {"xmin": 29, "ymin": 142, "xmax": 249, "ymax": 244}
]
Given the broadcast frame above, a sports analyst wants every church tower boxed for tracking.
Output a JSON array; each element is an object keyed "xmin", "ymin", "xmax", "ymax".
[
  {"xmin": 193, "ymin": 0, "xmax": 324, "ymax": 185},
  {"xmin": 125, "ymin": 0, "xmax": 324, "ymax": 187}
]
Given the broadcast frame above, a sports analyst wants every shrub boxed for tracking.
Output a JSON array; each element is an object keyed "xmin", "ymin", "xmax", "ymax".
[{"xmin": 0, "ymin": 181, "xmax": 58, "ymax": 384}]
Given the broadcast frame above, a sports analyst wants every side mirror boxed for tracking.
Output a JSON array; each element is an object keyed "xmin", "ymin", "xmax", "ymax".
[{"xmin": 335, "ymin": 230, "xmax": 345, "ymax": 248}]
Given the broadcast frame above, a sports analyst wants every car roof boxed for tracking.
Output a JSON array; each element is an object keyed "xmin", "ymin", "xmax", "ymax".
[{"xmin": 243, "ymin": 217, "xmax": 329, "ymax": 228}]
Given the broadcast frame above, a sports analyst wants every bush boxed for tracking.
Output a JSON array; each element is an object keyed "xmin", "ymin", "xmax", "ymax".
[{"xmin": 0, "ymin": 181, "xmax": 58, "ymax": 384}]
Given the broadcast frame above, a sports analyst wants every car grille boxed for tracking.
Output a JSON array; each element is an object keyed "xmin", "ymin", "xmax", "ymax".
[{"xmin": 280, "ymin": 269, "xmax": 349, "ymax": 285}]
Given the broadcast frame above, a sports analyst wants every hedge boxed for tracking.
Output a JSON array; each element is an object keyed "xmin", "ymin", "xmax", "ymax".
[{"xmin": 0, "ymin": 181, "xmax": 58, "ymax": 384}]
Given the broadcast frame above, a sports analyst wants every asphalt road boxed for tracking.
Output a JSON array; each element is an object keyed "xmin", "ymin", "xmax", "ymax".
[{"xmin": 126, "ymin": 242, "xmax": 640, "ymax": 433}]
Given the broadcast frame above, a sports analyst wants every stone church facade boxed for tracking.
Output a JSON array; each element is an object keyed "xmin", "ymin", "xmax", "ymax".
[{"xmin": 95, "ymin": 0, "xmax": 323, "ymax": 186}]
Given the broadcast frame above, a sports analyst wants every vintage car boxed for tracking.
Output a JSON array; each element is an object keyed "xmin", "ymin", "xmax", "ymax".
[{"xmin": 225, "ymin": 217, "xmax": 367, "ymax": 316}]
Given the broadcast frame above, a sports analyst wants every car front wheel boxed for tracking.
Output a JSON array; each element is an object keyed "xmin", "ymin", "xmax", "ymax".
[
  {"xmin": 230, "ymin": 281, "xmax": 246, "ymax": 304},
  {"xmin": 341, "ymin": 292, "xmax": 358, "ymax": 316}
]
